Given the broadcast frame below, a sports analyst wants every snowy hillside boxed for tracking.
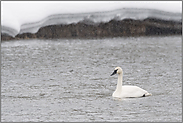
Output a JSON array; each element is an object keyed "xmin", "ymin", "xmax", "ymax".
[{"xmin": 1, "ymin": 1, "xmax": 182, "ymax": 39}]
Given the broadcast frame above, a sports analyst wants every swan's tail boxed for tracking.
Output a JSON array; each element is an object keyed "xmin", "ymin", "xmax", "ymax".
[{"xmin": 145, "ymin": 92, "xmax": 152, "ymax": 97}]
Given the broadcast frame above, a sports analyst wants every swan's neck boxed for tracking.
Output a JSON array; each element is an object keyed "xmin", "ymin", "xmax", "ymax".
[{"xmin": 116, "ymin": 73, "xmax": 123, "ymax": 91}]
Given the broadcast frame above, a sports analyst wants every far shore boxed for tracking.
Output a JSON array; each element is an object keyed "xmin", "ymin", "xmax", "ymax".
[{"xmin": 1, "ymin": 18, "xmax": 182, "ymax": 41}]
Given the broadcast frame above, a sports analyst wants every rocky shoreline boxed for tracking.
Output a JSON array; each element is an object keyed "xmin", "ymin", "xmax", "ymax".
[{"xmin": 1, "ymin": 18, "xmax": 182, "ymax": 41}]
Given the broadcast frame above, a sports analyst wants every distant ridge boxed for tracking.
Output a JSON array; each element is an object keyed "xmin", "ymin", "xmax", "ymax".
[{"xmin": 1, "ymin": 8, "xmax": 182, "ymax": 41}]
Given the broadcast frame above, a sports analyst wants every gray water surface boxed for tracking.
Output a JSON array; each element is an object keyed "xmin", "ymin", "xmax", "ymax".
[{"xmin": 1, "ymin": 36, "xmax": 182, "ymax": 122}]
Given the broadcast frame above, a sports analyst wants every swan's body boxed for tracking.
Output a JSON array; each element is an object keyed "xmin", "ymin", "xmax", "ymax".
[{"xmin": 111, "ymin": 67, "xmax": 152, "ymax": 98}]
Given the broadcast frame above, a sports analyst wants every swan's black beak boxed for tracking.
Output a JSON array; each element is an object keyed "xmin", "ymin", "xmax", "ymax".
[{"xmin": 111, "ymin": 69, "xmax": 118, "ymax": 76}]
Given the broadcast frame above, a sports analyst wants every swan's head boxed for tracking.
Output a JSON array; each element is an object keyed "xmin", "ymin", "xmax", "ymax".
[{"xmin": 111, "ymin": 67, "xmax": 123, "ymax": 76}]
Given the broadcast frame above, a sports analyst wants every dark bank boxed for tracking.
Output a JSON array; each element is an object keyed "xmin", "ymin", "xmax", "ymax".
[{"xmin": 1, "ymin": 18, "xmax": 182, "ymax": 41}]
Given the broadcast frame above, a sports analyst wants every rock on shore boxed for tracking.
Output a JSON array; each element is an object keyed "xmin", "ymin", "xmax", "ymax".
[{"xmin": 1, "ymin": 18, "xmax": 182, "ymax": 41}]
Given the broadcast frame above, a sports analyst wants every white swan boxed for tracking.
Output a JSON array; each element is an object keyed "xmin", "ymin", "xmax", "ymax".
[{"xmin": 111, "ymin": 67, "xmax": 152, "ymax": 98}]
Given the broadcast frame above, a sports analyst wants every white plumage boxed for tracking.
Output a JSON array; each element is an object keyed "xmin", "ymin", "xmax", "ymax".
[{"xmin": 111, "ymin": 67, "xmax": 152, "ymax": 98}]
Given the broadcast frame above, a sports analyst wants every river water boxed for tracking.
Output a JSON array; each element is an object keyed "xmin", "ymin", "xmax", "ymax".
[{"xmin": 1, "ymin": 36, "xmax": 182, "ymax": 122}]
